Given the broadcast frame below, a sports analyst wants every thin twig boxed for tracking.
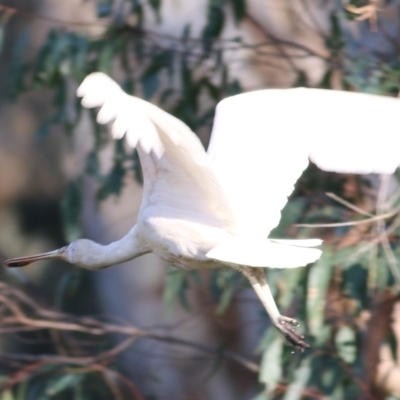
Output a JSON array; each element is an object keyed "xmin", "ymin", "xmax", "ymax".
[
  {"xmin": 296, "ymin": 205, "xmax": 400, "ymax": 228},
  {"xmin": 326, "ymin": 192, "xmax": 374, "ymax": 217},
  {"xmin": 0, "ymin": 283, "xmax": 259, "ymax": 374},
  {"xmin": 351, "ymin": 213, "xmax": 400, "ymax": 261},
  {"xmin": 0, "ymin": 4, "xmax": 106, "ymax": 27},
  {"xmin": 0, "ymin": 5, "xmax": 330, "ymax": 62}
]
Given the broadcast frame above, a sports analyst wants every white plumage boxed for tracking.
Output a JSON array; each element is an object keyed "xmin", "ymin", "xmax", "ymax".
[{"xmin": 6, "ymin": 73, "xmax": 400, "ymax": 350}]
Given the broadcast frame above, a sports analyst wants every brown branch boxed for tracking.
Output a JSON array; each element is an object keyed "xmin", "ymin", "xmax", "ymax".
[
  {"xmin": 0, "ymin": 5, "xmax": 106, "ymax": 27},
  {"xmin": 296, "ymin": 205, "xmax": 400, "ymax": 228},
  {"xmin": 0, "ymin": 356, "xmax": 145, "ymax": 399},
  {"xmin": 0, "ymin": 336, "xmax": 137, "ymax": 374},
  {"xmin": 0, "ymin": 282, "xmax": 259, "ymax": 374},
  {"xmin": 88, "ymin": 364, "xmax": 145, "ymax": 400},
  {"xmin": 0, "ymin": 4, "xmax": 330, "ymax": 63},
  {"xmin": 326, "ymin": 192, "xmax": 374, "ymax": 217},
  {"xmin": 2, "ymin": 361, "xmax": 44, "ymax": 389},
  {"xmin": 275, "ymin": 382, "xmax": 326, "ymax": 400}
]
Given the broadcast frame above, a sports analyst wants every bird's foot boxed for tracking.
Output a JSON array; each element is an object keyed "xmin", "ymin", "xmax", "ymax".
[{"xmin": 274, "ymin": 316, "xmax": 310, "ymax": 352}]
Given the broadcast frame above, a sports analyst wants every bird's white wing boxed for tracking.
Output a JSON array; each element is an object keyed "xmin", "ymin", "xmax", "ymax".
[
  {"xmin": 302, "ymin": 88, "xmax": 400, "ymax": 174},
  {"xmin": 78, "ymin": 73, "xmax": 235, "ymax": 227},
  {"xmin": 207, "ymin": 89, "xmax": 311, "ymax": 239},
  {"xmin": 208, "ymin": 88, "xmax": 400, "ymax": 240},
  {"xmin": 206, "ymin": 237, "xmax": 322, "ymax": 268}
]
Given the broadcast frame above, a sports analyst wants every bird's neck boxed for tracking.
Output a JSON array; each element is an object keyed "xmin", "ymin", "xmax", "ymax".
[{"xmin": 72, "ymin": 226, "xmax": 151, "ymax": 270}]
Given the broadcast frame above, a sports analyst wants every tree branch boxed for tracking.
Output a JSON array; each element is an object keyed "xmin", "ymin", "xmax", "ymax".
[{"xmin": 0, "ymin": 282, "xmax": 260, "ymax": 374}]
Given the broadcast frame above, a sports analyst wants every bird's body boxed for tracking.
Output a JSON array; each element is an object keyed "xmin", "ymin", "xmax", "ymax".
[
  {"xmin": 139, "ymin": 207, "xmax": 227, "ymax": 270},
  {"xmin": 6, "ymin": 73, "xmax": 400, "ymax": 350}
]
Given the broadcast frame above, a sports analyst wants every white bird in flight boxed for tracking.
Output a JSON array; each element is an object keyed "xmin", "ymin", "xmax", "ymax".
[{"xmin": 6, "ymin": 73, "xmax": 400, "ymax": 350}]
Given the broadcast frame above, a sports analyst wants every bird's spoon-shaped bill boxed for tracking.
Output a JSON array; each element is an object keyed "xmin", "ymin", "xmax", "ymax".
[{"xmin": 5, "ymin": 247, "xmax": 67, "ymax": 268}]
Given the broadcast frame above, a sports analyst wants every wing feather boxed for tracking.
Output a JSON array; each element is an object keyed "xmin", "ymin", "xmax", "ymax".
[
  {"xmin": 302, "ymin": 88, "xmax": 400, "ymax": 174},
  {"xmin": 208, "ymin": 88, "xmax": 400, "ymax": 240},
  {"xmin": 77, "ymin": 73, "xmax": 235, "ymax": 228},
  {"xmin": 206, "ymin": 238, "xmax": 322, "ymax": 268},
  {"xmin": 208, "ymin": 89, "xmax": 310, "ymax": 239}
]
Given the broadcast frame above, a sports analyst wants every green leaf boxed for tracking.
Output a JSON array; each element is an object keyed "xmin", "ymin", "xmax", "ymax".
[
  {"xmin": 293, "ymin": 70, "xmax": 308, "ymax": 87},
  {"xmin": 259, "ymin": 330, "xmax": 283, "ymax": 394},
  {"xmin": 307, "ymin": 248, "xmax": 335, "ymax": 342},
  {"xmin": 335, "ymin": 325, "xmax": 357, "ymax": 364},
  {"xmin": 202, "ymin": 2, "xmax": 225, "ymax": 44},
  {"xmin": 216, "ymin": 268, "xmax": 241, "ymax": 315},
  {"xmin": 331, "ymin": 384, "xmax": 345, "ymax": 399},
  {"xmin": 203, "ymin": 343, "xmax": 226, "ymax": 381},
  {"xmin": 321, "ymin": 368, "xmax": 335, "ymax": 389},
  {"xmin": 332, "ymin": 247, "xmax": 356, "ymax": 269},
  {"xmin": 141, "ymin": 73, "xmax": 159, "ymax": 100},
  {"xmin": 376, "ymin": 255, "xmax": 391, "ymax": 291},
  {"xmin": 97, "ymin": 43, "xmax": 114, "ymax": 73},
  {"xmin": 34, "ymin": 119, "xmax": 52, "ymax": 141},
  {"xmin": 61, "ymin": 180, "xmax": 83, "ymax": 242},
  {"xmin": 182, "ymin": 24, "xmax": 191, "ymax": 40},
  {"xmin": 148, "ymin": 0, "xmax": 162, "ymax": 22},
  {"xmin": 15, "ymin": 381, "xmax": 28, "ymax": 400},
  {"xmin": 270, "ymin": 198, "xmax": 306, "ymax": 238},
  {"xmin": 342, "ymin": 264, "xmax": 368, "ymax": 309},
  {"xmin": 54, "ymin": 268, "xmax": 83, "ymax": 309},
  {"xmin": 0, "ymin": 17, "xmax": 10, "ymax": 54},
  {"xmin": 210, "ymin": 268, "xmax": 242, "ymax": 315},
  {"xmin": 278, "ymin": 268, "xmax": 304, "ymax": 310},
  {"xmin": 71, "ymin": 36, "xmax": 88, "ymax": 79},
  {"xmin": 251, "ymin": 391, "xmax": 274, "ymax": 400},
  {"xmin": 160, "ymin": 88, "xmax": 174, "ymax": 105},
  {"xmin": 216, "ymin": 282, "xmax": 235, "ymax": 315},
  {"xmin": 143, "ymin": 52, "xmax": 170, "ymax": 75},
  {"xmin": 0, "ymin": 390, "xmax": 14, "ymax": 400},
  {"xmin": 163, "ymin": 267, "xmax": 190, "ymax": 315},
  {"xmin": 130, "ymin": 0, "xmax": 141, "ymax": 12},
  {"xmin": 325, "ymin": 12, "xmax": 344, "ymax": 52},
  {"xmin": 319, "ymin": 69, "xmax": 333, "ymax": 89},
  {"xmin": 283, "ymin": 357, "xmax": 312, "ymax": 400},
  {"xmin": 372, "ymin": 255, "xmax": 388, "ymax": 291},
  {"xmin": 88, "ymin": 108, "xmax": 109, "ymax": 151},
  {"xmin": 8, "ymin": 31, "xmax": 30, "ymax": 98},
  {"xmin": 97, "ymin": 161, "xmax": 126, "ymax": 200},
  {"xmin": 97, "ymin": 1, "xmax": 113, "ymax": 18},
  {"xmin": 202, "ymin": 78, "xmax": 220, "ymax": 101},
  {"xmin": 228, "ymin": 79, "xmax": 241, "ymax": 96},
  {"xmin": 229, "ymin": 0, "xmax": 246, "ymax": 23},
  {"xmin": 40, "ymin": 374, "xmax": 84, "ymax": 399},
  {"xmin": 131, "ymin": 149, "xmax": 143, "ymax": 184},
  {"xmin": 122, "ymin": 77, "xmax": 135, "ymax": 94},
  {"xmin": 85, "ymin": 151, "xmax": 101, "ymax": 180}
]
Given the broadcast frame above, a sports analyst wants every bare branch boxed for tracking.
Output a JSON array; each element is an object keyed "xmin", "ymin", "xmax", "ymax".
[
  {"xmin": 296, "ymin": 206, "xmax": 400, "ymax": 228},
  {"xmin": 0, "ymin": 282, "xmax": 259, "ymax": 374},
  {"xmin": 326, "ymin": 192, "xmax": 374, "ymax": 217}
]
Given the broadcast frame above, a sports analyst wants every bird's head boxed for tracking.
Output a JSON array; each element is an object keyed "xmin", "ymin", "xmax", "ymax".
[{"xmin": 4, "ymin": 239, "xmax": 103, "ymax": 270}]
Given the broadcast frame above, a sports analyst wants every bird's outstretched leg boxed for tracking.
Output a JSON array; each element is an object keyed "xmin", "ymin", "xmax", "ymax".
[{"xmin": 238, "ymin": 266, "xmax": 309, "ymax": 351}]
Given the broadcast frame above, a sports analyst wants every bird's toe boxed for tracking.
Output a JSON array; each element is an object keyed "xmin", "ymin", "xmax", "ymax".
[
  {"xmin": 275, "ymin": 316, "xmax": 310, "ymax": 352},
  {"xmin": 278, "ymin": 315, "xmax": 299, "ymax": 327}
]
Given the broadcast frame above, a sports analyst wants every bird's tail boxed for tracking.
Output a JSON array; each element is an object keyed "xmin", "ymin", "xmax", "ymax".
[{"xmin": 206, "ymin": 238, "xmax": 322, "ymax": 268}]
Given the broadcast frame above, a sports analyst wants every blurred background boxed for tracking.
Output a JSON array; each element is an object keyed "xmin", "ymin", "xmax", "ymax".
[{"xmin": 0, "ymin": 0, "xmax": 400, "ymax": 399}]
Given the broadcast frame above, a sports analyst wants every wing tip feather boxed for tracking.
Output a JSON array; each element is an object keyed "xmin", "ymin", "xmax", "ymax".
[{"xmin": 207, "ymin": 239, "xmax": 322, "ymax": 268}]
